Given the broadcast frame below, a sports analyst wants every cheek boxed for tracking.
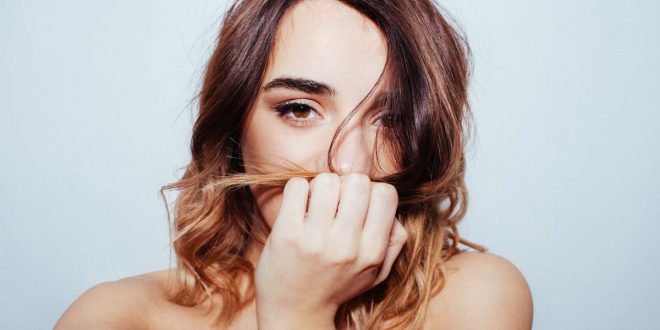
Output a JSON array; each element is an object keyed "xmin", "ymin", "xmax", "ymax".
[
  {"xmin": 243, "ymin": 110, "xmax": 319, "ymax": 228},
  {"xmin": 372, "ymin": 134, "xmax": 402, "ymax": 176},
  {"xmin": 250, "ymin": 186, "xmax": 284, "ymax": 228},
  {"xmin": 242, "ymin": 111, "xmax": 317, "ymax": 173}
]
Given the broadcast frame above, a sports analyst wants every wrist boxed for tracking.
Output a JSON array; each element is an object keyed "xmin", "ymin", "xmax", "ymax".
[{"xmin": 255, "ymin": 299, "xmax": 337, "ymax": 330}]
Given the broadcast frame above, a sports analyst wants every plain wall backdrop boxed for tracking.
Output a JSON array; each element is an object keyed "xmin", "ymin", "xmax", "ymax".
[{"xmin": 1, "ymin": 0, "xmax": 658, "ymax": 329}]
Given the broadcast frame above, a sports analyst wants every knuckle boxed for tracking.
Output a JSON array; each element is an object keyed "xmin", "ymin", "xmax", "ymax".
[
  {"xmin": 271, "ymin": 230, "xmax": 297, "ymax": 249},
  {"xmin": 372, "ymin": 183, "xmax": 398, "ymax": 203},
  {"xmin": 361, "ymin": 252, "xmax": 386, "ymax": 267},
  {"xmin": 287, "ymin": 177, "xmax": 309, "ymax": 190},
  {"xmin": 281, "ymin": 234, "xmax": 298, "ymax": 248},
  {"xmin": 342, "ymin": 173, "xmax": 371, "ymax": 188},
  {"xmin": 393, "ymin": 227, "xmax": 409, "ymax": 244},
  {"xmin": 328, "ymin": 249, "xmax": 358, "ymax": 265},
  {"xmin": 312, "ymin": 172, "xmax": 340, "ymax": 188},
  {"xmin": 299, "ymin": 241, "xmax": 323, "ymax": 258}
]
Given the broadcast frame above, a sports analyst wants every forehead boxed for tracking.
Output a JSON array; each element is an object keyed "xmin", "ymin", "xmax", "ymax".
[{"xmin": 263, "ymin": 0, "xmax": 388, "ymax": 105}]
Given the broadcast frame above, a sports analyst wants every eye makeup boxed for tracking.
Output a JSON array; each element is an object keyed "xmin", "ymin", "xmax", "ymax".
[
  {"xmin": 274, "ymin": 100, "xmax": 323, "ymax": 128},
  {"xmin": 273, "ymin": 99, "xmax": 396, "ymax": 129},
  {"xmin": 371, "ymin": 111, "xmax": 396, "ymax": 128}
]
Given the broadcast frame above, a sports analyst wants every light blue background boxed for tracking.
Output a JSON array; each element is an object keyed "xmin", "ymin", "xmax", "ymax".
[{"xmin": 1, "ymin": 1, "xmax": 658, "ymax": 329}]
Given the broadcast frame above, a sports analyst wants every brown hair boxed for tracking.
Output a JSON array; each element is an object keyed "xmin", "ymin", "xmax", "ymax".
[{"xmin": 160, "ymin": 0, "xmax": 485, "ymax": 329}]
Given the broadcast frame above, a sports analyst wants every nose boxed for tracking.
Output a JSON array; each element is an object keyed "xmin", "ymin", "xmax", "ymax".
[{"xmin": 321, "ymin": 121, "xmax": 373, "ymax": 176}]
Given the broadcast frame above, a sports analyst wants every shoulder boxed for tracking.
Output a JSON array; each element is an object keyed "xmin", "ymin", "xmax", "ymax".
[
  {"xmin": 423, "ymin": 251, "xmax": 533, "ymax": 330},
  {"xmin": 54, "ymin": 270, "xmax": 171, "ymax": 330}
]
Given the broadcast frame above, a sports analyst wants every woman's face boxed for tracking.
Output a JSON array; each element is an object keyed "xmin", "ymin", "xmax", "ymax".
[{"xmin": 241, "ymin": 0, "xmax": 396, "ymax": 228}]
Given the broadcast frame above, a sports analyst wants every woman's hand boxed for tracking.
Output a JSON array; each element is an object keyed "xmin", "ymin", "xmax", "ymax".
[{"xmin": 254, "ymin": 173, "xmax": 409, "ymax": 329}]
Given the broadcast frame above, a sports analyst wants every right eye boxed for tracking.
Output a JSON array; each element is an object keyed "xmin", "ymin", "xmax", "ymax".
[{"xmin": 274, "ymin": 101, "xmax": 323, "ymax": 128}]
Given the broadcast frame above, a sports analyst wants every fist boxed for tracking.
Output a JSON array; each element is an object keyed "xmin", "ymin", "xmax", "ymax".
[{"xmin": 254, "ymin": 172, "xmax": 409, "ymax": 321}]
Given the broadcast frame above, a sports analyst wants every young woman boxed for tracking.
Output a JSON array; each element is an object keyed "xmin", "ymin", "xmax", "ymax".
[{"xmin": 56, "ymin": 0, "xmax": 533, "ymax": 329}]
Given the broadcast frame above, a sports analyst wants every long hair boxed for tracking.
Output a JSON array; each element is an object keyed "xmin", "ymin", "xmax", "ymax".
[{"xmin": 159, "ymin": 1, "xmax": 485, "ymax": 329}]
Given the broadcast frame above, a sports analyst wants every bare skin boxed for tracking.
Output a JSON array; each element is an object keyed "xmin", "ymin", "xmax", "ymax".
[
  {"xmin": 54, "ymin": 252, "xmax": 532, "ymax": 329},
  {"xmin": 56, "ymin": 1, "xmax": 533, "ymax": 329}
]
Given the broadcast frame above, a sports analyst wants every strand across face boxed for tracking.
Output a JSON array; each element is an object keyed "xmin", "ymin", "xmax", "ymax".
[{"xmin": 240, "ymin": 0, "xmax": 397, "ymax": 228}]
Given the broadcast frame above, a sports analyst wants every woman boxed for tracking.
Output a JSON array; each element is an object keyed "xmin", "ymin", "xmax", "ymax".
[{"xmin": 56, "ymin": 0, "xmax": 532, "ymax": 329}]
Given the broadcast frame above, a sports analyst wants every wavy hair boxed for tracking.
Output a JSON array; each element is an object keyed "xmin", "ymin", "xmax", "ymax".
[{"xmin": 159, "ymin": 0, "xmax": 485, "ymax": 329}]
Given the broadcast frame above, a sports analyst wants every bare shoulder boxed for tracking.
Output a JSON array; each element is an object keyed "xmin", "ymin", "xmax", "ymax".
[
  {"xmin": 54, "ymin": 270, "xmax": 172, "ymax": 330},
  {"xmin": 423, "ymin": 251, "xmax": 533, "ymax": 330}
]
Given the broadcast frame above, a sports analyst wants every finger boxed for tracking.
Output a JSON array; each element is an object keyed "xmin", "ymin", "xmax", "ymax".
[
  {"xmin": 271, "ymin": 177, "xmax": 309, "ymax": 232},
  {"xmin": 306, "ymin": 173, "xmax": 340, "ymax": 227},
  {"xmin": 334, "ymin": 173, "xmax": 371, "ymax": 236},
  {"xmin": 372, "ymin": 219, "xmax": 409, "ymax": 286},
  {"xmin": 360, "ymin": 182, "xmax": 398, "ymax": 259}
]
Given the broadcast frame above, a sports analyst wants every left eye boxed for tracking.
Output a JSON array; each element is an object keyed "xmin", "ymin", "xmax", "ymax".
[{"xmin": 372, "ymin": 112, "xmax": 395, "ymax": 127}]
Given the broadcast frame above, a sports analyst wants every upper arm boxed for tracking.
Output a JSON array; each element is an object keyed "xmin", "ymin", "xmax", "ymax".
[
  {"xmin": 423, "ymin": 251, "xmax": 533, "ymax": 330},
  {"xmin": 54, "ymin": 280, "xmax": 149, "ymax": 330}
]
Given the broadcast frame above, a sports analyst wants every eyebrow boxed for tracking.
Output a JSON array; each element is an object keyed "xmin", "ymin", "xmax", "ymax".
[
  {"xmin": 262, "ymin": 75, "xmax": 393, "ymax": 112},
  {"xmin": 262, "ymin": 76, "xmax": 337, "ymax": 97}
]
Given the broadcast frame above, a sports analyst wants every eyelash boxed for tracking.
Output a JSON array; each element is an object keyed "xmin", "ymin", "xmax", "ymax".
[
  {"xmin": 274, "ymin": 100, "xmax": 321, "ymax": 128},
  {"xmin": 273, "ymin": 100, "xmax": 395, "ymax": 128}
]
